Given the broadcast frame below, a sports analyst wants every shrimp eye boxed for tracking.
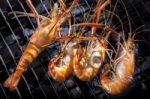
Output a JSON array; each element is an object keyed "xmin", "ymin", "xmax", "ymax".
[
  {"xmin": 93, "ymin": 56, "xmax": 101, "ymax": 63},
  {"xmin": 91, "ymin": 56, "xmax": 102, "ymax": 68}
]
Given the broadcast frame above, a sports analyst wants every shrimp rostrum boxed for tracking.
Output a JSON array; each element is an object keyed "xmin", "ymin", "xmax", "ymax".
[
  {"xmin": 100, "ymin": 33, "xmax": 136, "ymax": 95},
  {"xmin": 4, "ymin": 0, "xmax": 78, "ymax": 90}
]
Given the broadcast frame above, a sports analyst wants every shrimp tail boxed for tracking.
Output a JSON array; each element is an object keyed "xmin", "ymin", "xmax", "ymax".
[{"xmin": 4, "ymin": 42, "xmax": 43, "ymax": 90}]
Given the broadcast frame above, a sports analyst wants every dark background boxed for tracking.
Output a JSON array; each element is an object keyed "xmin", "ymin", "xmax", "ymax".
[{"xmin": 0, "ymin": 0, "xmax": 150, "ymax": 99}]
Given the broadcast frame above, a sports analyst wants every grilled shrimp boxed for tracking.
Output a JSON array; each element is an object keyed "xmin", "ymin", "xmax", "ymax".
[
  {"xmin": 73, "ymin": 39, "xmax": 106, "ymax": 81},
  {"xmin": 71, "ymin": 0, "xmax": 112, "ymax": 81},
  {"xmin": 4, "ymin": 0, "xmax": 78, "ymax": 90},
  {"xmin": 100, "ymin": 33, "xmax": 135, "ymax": 95},
  {"xmin": 48, "ymin": 40, "xmax": 78, "ymax": 81}
]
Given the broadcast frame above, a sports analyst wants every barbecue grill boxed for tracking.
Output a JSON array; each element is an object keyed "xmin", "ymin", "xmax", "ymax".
[{"xmin": 0, "ymin": 0, "xmax": 150, "ymax": 99}]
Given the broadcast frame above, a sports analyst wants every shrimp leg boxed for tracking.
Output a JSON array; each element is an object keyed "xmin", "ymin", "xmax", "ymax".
[{"xmin": 92, "ymin": 0, "xmax": 111, "ymax": 35}]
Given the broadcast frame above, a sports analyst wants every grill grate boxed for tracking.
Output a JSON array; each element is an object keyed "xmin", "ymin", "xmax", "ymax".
[{"xmin": 0, "ymin": 0, "xmax": 150, "ymax": 99}]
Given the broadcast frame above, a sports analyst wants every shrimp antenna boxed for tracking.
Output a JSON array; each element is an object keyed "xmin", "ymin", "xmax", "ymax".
[
  {"xmin": 106, "ymin": 0, "xmax": 119, "ymax": 24},
  {"xmin": 120, "ymin": 0, "xmax": 132, "ymax": 34},
  {"xmin": 133, "ymin": 29, "xmax": 150, "ymax": 46},
  {"xmin": 9, "ymin": 11, "xmax": 49, "ymax": 20},
  {"xmin": 104, "ymin": 9, "xmax": 124, "ymax": 31},
  {"xmin": 131, "ymin": 25, "xmax": 145, "ymax": 40},
  {"xmin": 118, "ymin": 0, "xmax": 132, "ymax": 51}
]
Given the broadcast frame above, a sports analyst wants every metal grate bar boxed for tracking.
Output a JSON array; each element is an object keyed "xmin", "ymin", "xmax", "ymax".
[
  {"xmin": 0, "ymin": 54, "xmax": 22, "ymax": 99},
  {"xmin": 0, "ymin": 82, "xmax": 9, "ymax": 99},
  {"xmin": 6, "ymin": 0, "xmax": 29, "ymax": 39}
]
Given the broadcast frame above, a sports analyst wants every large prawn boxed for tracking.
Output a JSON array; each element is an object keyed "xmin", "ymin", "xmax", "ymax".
[
  {"xmin": 4, "ymin": 0, "xmax": 78, "ymax": 90},
  {"xmin": 72, "ymin": 0, "xmax": 112, "ymax": 81},
  {"xmin": 48, "ymin": 39, "xmax": 78, "ymax": 81},
  {"xmin": 73, "ymin": 38, "xmax": 106, "ymax": 81},
  {"xmin": 99, "ymin": 33, "xmax": 136, "ymax": 95}
]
